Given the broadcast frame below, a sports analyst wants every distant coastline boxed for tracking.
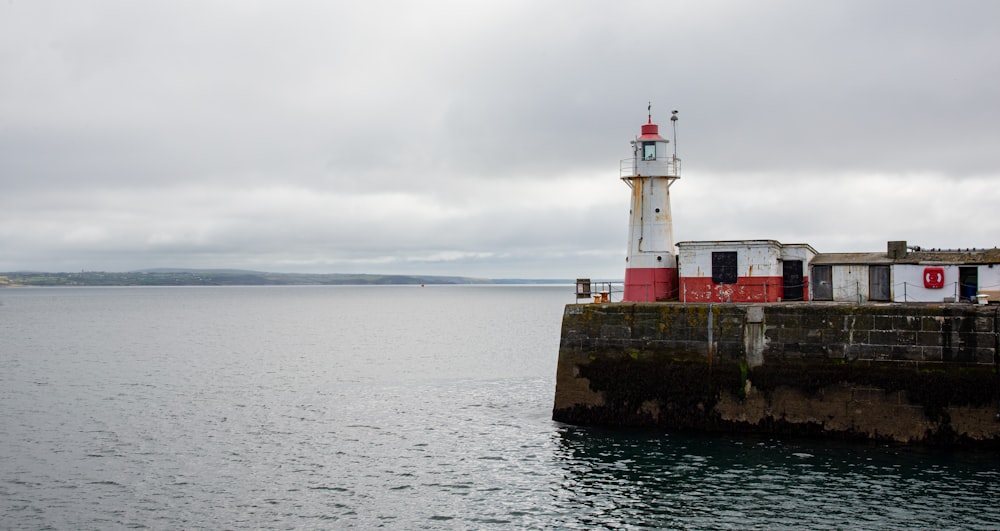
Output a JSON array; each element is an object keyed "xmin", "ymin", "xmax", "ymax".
[{"xmin": 0, "ymin": 269, "xmax": 571, "ymax": 287}]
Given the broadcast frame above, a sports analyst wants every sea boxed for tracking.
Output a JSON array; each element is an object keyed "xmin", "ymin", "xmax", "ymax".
[{"xmin": 2, "ymin": 284, "xmax": 1000, "ymax": 530}]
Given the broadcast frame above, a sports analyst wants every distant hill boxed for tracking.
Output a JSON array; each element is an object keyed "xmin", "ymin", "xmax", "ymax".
[{"xmin": 0, "ymin": 270, "xmax": 572, "ymax": 287}]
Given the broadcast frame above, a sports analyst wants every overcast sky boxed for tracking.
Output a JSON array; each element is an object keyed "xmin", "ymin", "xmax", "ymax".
[{"xmin": 2, "ymin": 1, "xmax": 998, "ymax": 279}]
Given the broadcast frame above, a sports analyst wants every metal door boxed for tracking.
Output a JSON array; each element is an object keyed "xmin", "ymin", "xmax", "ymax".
[
  {"xmin": 782, "ymin": 260, "xmax": 804, "ymax": 301},
  {"xmin": 812, "ymin": 265, "xmax": 832, "ymax": 300},
  {"xmin": 869, "ymin": 265, "xmax": 891, "ymax": 301}
]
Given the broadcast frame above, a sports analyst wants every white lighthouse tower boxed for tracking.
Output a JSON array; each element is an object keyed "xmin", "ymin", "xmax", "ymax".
[{"xmin": 622, "ymin": 107, "xmax": 680, "ymax": 302}]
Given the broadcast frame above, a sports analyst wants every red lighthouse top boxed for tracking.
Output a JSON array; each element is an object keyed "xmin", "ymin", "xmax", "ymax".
[
  {"xmin": 638, "ymin": 104, "xmax": 666, "ymax": 141},
  {"xmin": 638, "ymin": 118, "xmax": 665, "ymax": 141}
]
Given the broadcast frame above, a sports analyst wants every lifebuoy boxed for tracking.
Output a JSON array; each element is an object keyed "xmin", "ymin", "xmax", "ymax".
[{"xmin": 923, "ymin": 267, "xmax": 945, "ymax": 289}]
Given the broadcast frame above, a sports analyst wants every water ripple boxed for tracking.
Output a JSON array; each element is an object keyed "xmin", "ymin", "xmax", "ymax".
[{"xmin": 2, "ymin": 286, "xmax": 999, "ymax": 529}]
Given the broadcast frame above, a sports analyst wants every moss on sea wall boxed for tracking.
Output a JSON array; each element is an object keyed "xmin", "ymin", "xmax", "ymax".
[
  {"xmin": 577, "ymin": 356, "xmax": 742, "ymax": 429},
  {"xmin": 750, "ymin": 360, "xmax": 999, "ymax": 421},
  {"xmin": 553, "ymin": 302, "xmax": 1000, "ymax": 445}
]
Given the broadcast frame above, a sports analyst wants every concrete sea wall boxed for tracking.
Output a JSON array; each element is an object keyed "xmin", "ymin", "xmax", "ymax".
[{"xmin": 553, "ymin": 302, "xmax": 1000, "ymax": 445}]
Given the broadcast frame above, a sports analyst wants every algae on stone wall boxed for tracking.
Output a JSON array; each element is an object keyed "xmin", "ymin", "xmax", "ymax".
[
  {"xmin": 554, "ymin": 302, "xmax": 1000, "ymax": 445},
  {"xmin": 577, "ymin": 356, "xmax": 743, "ymax": 429}
]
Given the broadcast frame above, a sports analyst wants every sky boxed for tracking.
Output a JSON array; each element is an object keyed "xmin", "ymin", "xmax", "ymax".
[{"xmin": 2, "ymin": 1, "xmax": 999, "ymax": 279}]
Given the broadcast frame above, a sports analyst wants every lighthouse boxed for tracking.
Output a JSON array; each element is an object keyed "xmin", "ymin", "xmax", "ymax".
[{"xmin": 622, "ymin": 108, "xmax": 680, "ymax": 302}]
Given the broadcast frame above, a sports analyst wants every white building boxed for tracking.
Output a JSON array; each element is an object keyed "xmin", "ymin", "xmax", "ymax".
[
  {"xmin": 676, "ymin": 240, "xmax": 817, "ymax": 303},
  {"xmin": 810, "ymin": 241, "xmax": 1000, "ymax": 303}
]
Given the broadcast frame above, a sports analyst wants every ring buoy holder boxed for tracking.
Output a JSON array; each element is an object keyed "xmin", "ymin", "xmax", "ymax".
[{"xmin": 923, "ymin": 267, "xmax": 945, "ymax": 289}]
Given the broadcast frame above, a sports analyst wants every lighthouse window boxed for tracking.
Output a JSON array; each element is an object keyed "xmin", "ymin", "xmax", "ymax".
[
  {"xmin": 711, "ymin": 251, "xmax": 738, "ymax": 284},
  {"xmin": 643, "ymin": 142, "xmax": 656, "ymax": 160}
]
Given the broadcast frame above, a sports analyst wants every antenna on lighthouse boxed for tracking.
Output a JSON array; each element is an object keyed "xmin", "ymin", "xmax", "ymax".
[
  {"xmin": 670, "ymin": 110, "xmax": 679, "ymax": 160},
  {"xmin": 647, "ymin": 101, "xmax": 652, "ymax": 123}
]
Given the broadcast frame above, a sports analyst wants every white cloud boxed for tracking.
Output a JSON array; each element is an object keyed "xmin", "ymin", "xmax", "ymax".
[{"xmin": 1, "ymin": 0, "xmax": 998, "ymax": 277}]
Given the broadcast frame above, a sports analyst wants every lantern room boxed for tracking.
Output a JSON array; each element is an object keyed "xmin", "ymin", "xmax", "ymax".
[{"xmin": 633, "ymin": 118, "xmax": 676, "ymax": 178}]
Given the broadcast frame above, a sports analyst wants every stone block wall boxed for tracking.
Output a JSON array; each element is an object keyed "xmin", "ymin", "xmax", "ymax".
[
  {"xmin": 553, "ymin": 302, "xmax": 1000, "ymax": 445},
  {"xmin": 759, "ymin": 303, "xmax": 998, "ymax": 364}
]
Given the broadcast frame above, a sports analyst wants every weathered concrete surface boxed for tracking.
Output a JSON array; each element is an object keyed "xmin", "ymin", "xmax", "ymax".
[{"xmin": 552, "ymin": 302, "xmax": 1000, "ymax": 445}]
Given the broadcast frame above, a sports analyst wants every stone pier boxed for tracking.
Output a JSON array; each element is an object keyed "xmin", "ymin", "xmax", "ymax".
[{"xmin": 553, "ymin": 302, "xmax": 1000, "ymax": 445}]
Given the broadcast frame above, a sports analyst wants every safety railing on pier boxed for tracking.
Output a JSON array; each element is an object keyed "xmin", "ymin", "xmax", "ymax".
[
  {"xmin": 574, "ymin": 279, "xmax": 624, "ymax": 303},
  {"xmin": 896, "ymin": 280, "xmax": 999, "ymax": 304},
  {"xmin": 573, "ymin": 279, "xmax": 998, "ymax": 304},
  {"xmin": 679, "ymin": 280, "xmax": 805, "ymax": 303}
]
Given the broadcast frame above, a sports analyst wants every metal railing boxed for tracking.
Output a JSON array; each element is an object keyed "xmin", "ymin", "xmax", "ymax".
[
  {"xmin": 574, "ymin": 278, "xmax": 997, "ymax": 304},
  {"xmin": 897, "ymin": 281, "xmax": 998, "ymax": 303},
  {"xmin": 620, "ymin": 157, "xmax": 681, "ymax": 179},
  {"xmin": 575, "ymin": 279, "xmax": 624, "ymax": 303}
]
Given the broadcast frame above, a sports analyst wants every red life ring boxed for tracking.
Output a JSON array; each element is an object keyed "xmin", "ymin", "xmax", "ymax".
[{"xmin": 923, "ymin": 267, "xmax": 945, "ymax": 289}]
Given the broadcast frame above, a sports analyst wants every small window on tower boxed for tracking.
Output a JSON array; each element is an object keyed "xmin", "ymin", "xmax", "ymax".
[{"xmin": 643, "ymin": 142, "xmax": 656, "ymax": 161}]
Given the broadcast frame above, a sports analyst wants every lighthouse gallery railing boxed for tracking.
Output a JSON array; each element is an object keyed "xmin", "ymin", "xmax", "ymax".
[{"xmin": 620, "ymin": 157, "xmax": 681, "ymax": 180}]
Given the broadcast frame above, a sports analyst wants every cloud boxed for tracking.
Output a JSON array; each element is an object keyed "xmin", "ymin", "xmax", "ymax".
[{"xmin": 1, "ymin": 0, "xmax": 998, "ymax": 277}]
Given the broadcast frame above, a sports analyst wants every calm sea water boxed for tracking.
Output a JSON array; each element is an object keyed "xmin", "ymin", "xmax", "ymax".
[{"xmin": 2, "ymin": 285, "xmax": 1000, "ymax": 529}]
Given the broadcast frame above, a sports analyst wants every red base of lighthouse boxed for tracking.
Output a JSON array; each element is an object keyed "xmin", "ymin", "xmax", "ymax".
[{"xmin": 623, "ymin": 267, "xmax": 678, "ymax": 302}]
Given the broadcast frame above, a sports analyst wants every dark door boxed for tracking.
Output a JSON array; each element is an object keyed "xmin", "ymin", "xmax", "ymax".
[
  {"xmin": 782, "ymin": 260, "xmax": 804, "ymax": 301},
  {"xmin": 812, "ymin": 265, "xmax": 832, "ymax": 300},
  {"xmin": 959, "ymin": 266, "xmax": 978, "ymax": 302},
  {"xmin": 712, "ymin": 251, "xmax": 738, "ymax": 284},
  {"xmin": 869, "ymin": 265, "xmax": 891, "ymax": 301}
]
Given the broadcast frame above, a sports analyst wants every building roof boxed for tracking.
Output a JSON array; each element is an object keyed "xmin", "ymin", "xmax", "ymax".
[
  {"xmin": 677, "ymin": 239, "xmax": 782, "ymax": 248},
  {"xmin": 811, "ymin": 248, "xmax": 1000, "ymax": 265},
  {"xmin": 809, "ymin": 253, "xmax": 893, "ymax": 265},
  {"xmin": 677, "ymin": 240, "xmax": 817, "ymax": 254}
]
